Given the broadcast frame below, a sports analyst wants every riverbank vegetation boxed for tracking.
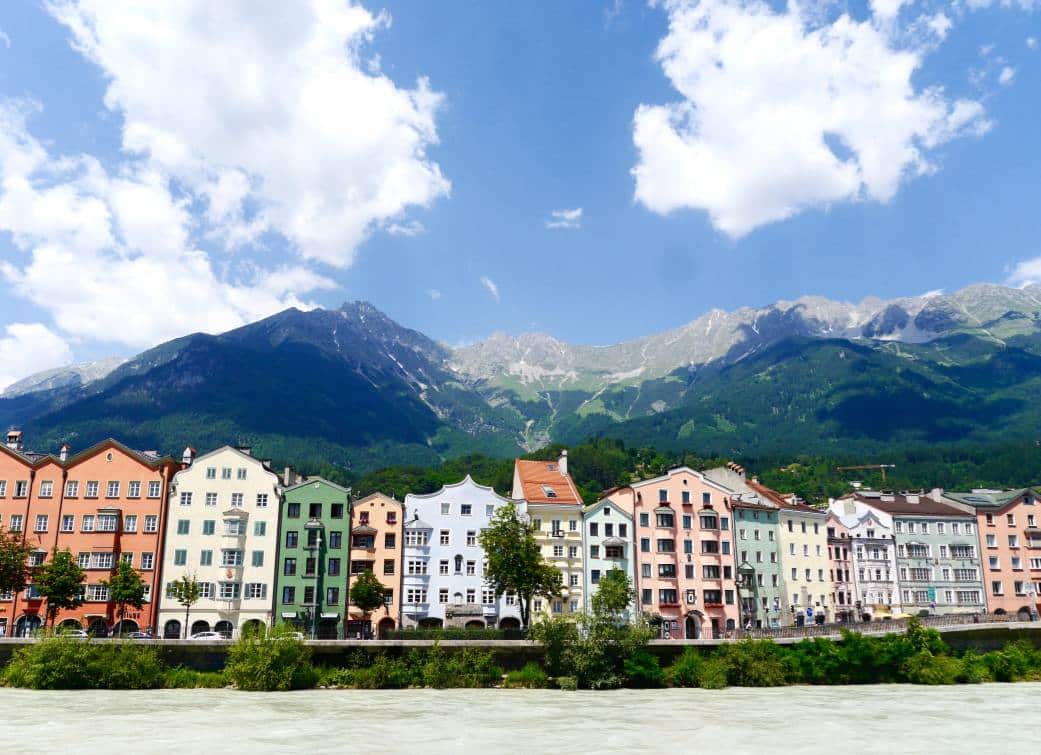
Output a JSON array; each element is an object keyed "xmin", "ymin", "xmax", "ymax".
[{"xmin": 2, "ymin": 621, "xmax": 1040, "ymax": 691}]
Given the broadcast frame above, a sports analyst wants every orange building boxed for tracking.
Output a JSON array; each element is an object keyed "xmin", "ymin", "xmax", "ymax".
[
  {"xmin": 347, "ymin": 492, "xmax": 403, "ymax": 638},
  {"xmin": 0, "ymin": 431, "xmax": 179, "ymax": 636}
]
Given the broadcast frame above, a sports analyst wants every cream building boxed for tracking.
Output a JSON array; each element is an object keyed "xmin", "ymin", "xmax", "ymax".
[
  {"xmin": 156, "ymin": 446, "xmax": 283, "ymax": 639},
  {"xmin": 512, "ymin": 452, "xmax": 584, "ymax": 618},
  {"xmin": 767, "ymin": 485, "xmax": 831, "ymax": 625}
]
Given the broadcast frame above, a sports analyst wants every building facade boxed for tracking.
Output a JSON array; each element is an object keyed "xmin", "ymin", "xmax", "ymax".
[
  {"xmin": 0, "ymin": 433, "xmax": 179, "ymax": 637},
  {"xmin": 827, "ymin": 499, "xmax": 901, "ymax": 621},
  {"xmin": 847, "ymin": 492, "xmax": 985, "ymax": 616},
  {"xmin": 513, "ymin": 453, "xmax": 584, "ymax": 619},
  {"xmin": 772, "ymin": 491, "xmax": 831, "ymax": 626},
  {"xmin": 943, "ymin": 488, "xmax": 1041, "ymax": 618},
  {"xmin": 275, "ymin": 477, "xmax": 351, "ymax": 638},
  {"xmin": 607, "ymin": 467, "xmax": 738, "ymax": 639},
  {"xmin": 582, "ymin": 498, "xmax": 637, "ymax": 617},
  {"xmin": 347, "ymin": 492, "xmax": 402, "ymax": 638},
  {"xmin": 826, "ymin": 514, "xmax": 855, "ymax": 623},
  {"xmin": 401, "ymin": 476, "xmax": 522, "ymax": 629},
  {"xmin": 731, "ymin": 500, "xmax": 784, "ymax": 629},
  {"xmin": 156, "ymin": 446, "xmax": 282, "ymax": 639}
]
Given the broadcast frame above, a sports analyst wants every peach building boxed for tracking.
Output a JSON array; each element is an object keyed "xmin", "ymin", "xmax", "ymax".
[
  {"xmin": 826, "ymin": 513, "xmax": 856, "ymax": 622},
  {"xmin": 0, "ymin": 431, "xmax": 179, "ymax": 636},
  {"xmin": 607, "ymin": 467, "xmax": 738, "ymax": 639},
  {"xmin": 347, "ymin": 492, "xmax": 403, "ymax": 638},
  {"xmin": 944, "ymin": 488, "xmax": 1041, "ymax": 619}
]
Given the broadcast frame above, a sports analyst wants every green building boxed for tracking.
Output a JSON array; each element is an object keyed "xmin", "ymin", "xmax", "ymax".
[
  {"xmin": 733, "ymin": 501, "xmax": 785, "ymax": 629},
  {"xmin": 276, "ymin": 478, "xmax": 351, "ymax": 639}
]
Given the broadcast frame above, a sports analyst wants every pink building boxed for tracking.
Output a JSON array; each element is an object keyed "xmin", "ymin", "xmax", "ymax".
[
  {"xmin": 607, "ymin": 467, "xmax": 738, "ymax": 639},
  {"xmin": 826, "ymin": 513, "xmax": 855, "ymax": 622},
  {"xmin": 944, "ymin": 488, "xmax": 1041, "ymax": 619}
]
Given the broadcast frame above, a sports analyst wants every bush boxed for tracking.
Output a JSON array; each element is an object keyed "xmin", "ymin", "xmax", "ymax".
[
  {"xmin": 556, "ymin": 675, "xmax": 578, "ymax": 691},
  {"xmin": 224, "ymin": 627, "xmax": 319, "ymax": 691},
  {"xmin": 982, "ymin": 640, "xmax": 1037, "ymax": 682},
  {"xmin": 902, "ymin": 651, "xmax": 963, "ymax": 685},
  {"xmin": 503, "ymin": 662, "xmax": 549, "ymax": 689},
  {"xmin": 694, "ymin": 658, "xmax": 729, "ymax": 689},
  {"xmin": 667, "ymin": 648, "xmax": 705, "ymax": 688},
  {"xmin": 956, "ymin": 651, "xmax": 993, "ymax": 684},
  {"xmin": 529, "ymin": 617, "xmax": 579, "ymax": 677},
  {"xmin": 164, "ymin": 667, "xmax": 227, "ymax": 688},
  {"xmin": 714, "ymin": 640, "xmax": 789, "ymax": 687},
  {"xmin": 623, "ymin": 649, "xmax": 664, "ymax": 688},
  {"xmin": 2, "ymin": 637, "xmax": 165, "ymax": 690}
]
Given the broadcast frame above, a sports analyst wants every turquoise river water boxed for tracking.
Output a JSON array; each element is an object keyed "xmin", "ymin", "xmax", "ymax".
[{"xmin": 2, "ymin": 683, "xmax": 1036, "ymax": 753}]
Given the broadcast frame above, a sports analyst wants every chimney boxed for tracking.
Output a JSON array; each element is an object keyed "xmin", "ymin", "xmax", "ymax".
[
  {"xmin": 284, "ymin": 466, "xmax": 293, "ymax": 487},
  {"xmin": 5, "ymin": 428, "xmax": 23, "ymax": 452},
  {"xmin": 238, "ymin": 445, "xmax": 252, "ymax": 457},
  {"xmin": 59, "ymin": 443, "xmax": 70, "ymax": 462},
  {"xmin": 558, "ymin": 449, "xmax": 568, "ymax": 477},
  {"xmin": 181, "ymin": 446, "xmax": 195, "ymax": 466}
]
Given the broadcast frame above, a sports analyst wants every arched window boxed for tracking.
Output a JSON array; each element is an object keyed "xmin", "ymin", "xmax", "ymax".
[
  {"xmin": 454, "ymin": 554, "xmax": 463, "ymax": 573},
  {"xmin": 164, "ymin": 620, "xmax": 182, "ymax": 639}
]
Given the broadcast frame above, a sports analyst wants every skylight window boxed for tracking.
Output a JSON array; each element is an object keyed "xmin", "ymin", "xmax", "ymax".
[{"xmin": 542, "ymin": 485, "xmax": 557, "ymax": 498}]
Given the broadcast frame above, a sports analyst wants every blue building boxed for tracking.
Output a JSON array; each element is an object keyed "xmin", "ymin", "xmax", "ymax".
[{"xmin": 582, "ymin": 498, "xmax": 637, "ymax": 617}]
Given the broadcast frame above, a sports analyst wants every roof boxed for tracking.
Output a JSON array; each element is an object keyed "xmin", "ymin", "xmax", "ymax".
[
  {"xmin": 583, "ymin": 497, "xmax": 633, "ymax": 520},
  {"xmin": 747, "ymin": 480, "xmax": 823, "ymax": 515},
  {"xmin": 514, "ymin": 459, "xmax": 582, "ymax": 505},
  {"xmin": 283, "ymin": 476, "xmax": 351, "ymax": 495},
  {"xmin": 0, "ymin": 437, "xmax": 177, "ymax": 470},
  {"xmin": 943, "ymin": 488, "xmax": 1040, "ymax": 510},
  {"xmin": 848, "ymin": 492, "xmax": 973, "ymax": 518},
  {"xmin": 628, "ymin": 466, "xmax": 732, "ymax": 495},
  {"xmin": 404, "ymin": 474, "xmax": 511, "ymax": 503}
]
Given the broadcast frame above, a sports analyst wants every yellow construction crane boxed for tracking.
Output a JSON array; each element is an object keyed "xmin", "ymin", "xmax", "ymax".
[{"xmin": 836, "ymin": 464, "xmax": 896, "ymax": 481}]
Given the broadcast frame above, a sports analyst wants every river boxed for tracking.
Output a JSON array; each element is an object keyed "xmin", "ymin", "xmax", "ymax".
[{"xmin": 3, "ymin": 684, "xmax": 1036, "ymax": 753}]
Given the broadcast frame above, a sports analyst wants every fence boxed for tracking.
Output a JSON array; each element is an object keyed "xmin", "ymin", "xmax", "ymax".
[{"xmin": 737, "ymin": 612, "xmax": 1024, "ymax": 641}]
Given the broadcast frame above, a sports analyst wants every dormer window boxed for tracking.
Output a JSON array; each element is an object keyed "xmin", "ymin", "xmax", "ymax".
[{"xmin": 541, "ymin": 485, "xmax": 557, "ymax": 498}]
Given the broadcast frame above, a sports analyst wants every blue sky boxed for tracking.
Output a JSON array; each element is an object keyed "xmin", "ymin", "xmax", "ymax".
[{"xmin": 0, "ymin": 1, "xmax": 1038, "ymax": 389}]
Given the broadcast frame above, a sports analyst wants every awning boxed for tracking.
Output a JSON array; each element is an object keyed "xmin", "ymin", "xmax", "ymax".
[
  {"xmin": 320, "ymin": 613, "xmax": 340, "ymax": 620},
  {"xmin": 351, "ymin": 524, "xmax": 377, "ymax": 535},
  {"xmin": 280, "ymin": 612, "xmax": 298, "ymax": 619},
  {"xmin": 602, "ymin": 536, "xmax": 626, "ymax": 546},
  {"xmin": 654, "ymin": 506, "xmax": 673, "ymax": 513}
]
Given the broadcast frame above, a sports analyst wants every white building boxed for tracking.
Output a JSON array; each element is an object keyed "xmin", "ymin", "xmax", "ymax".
[
  {"xmin": 828, "ymin": 498, "xmax": 903, "ymax": 620},
  {"xmin": 156, "ymin": 446, "xmax": 282, "ymax": 638},
  {"xmin": 401, "ymin": 476, "xmax": 522, "ymax": 630}
]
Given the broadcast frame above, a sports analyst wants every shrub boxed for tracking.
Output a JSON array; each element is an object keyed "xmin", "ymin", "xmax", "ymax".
[
  {"xmin": 224, "ymin": 627, "xmax": 319, "ymax": 691},
  {"xmin": 623, "ymin": 649, "xmax": 665, "ymax": 688},
  {"xmin": 2, "ymin": 637, "xmax": 165, "ymax": 690},
  {"xmin": 164, "ymin": 667, "xmax": 226, "ymax": 689},
  {"xmin": 982, "ymin": 640, "xmax": 1037, "ymax": 682},
  {"xmin": 556, "ymin": 675, "xmax": 578, "ymax": 691},
  {"xmin": 667, "ymin": 648, "xmax": 705, "ymax": 688},
  {"xmin": 503, "ymin": 661, "xmax": 549, "ymax": 689},
  {"xmin": 529, "ymin": 617, "xmax": 579, "ymax": 677},
  {"xmin": 956, "ymin": 651, "xmax": 993, "ymax": 684},
  {"xmin": 902, "ymin": 651, "xmax": 962, "ymax": 685},
  {"xmin": 694, "ymin": 658, "xmax": 729, "ymax": 689},
  {"xmin": 714, "ymin": 640, "xmax": 788, "ymax": 687}
]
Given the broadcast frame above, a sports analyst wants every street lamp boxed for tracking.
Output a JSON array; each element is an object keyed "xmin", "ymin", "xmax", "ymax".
[{"xmin": 304, "ymin": 517, "xmax": 325, "ymax": 640}]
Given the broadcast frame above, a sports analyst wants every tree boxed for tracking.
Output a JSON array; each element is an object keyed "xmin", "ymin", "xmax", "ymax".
[
  {"xmin": 349, "ymin": 570, "xmax": 386, "ymax": 638},
  {"xmin": 591, "ymin": 569, "xmax": 635, "ymax": 618},
  {"xmin": 170, "ymin": 575, "xmax": 202, "ymax": 639},
  {"xmin": 102, "ymin": 560, "xmax": 147, "ymax": 636},
  {"xmin": 479, "ymin": 502, "xmax": 563, "ymax": 629},
  {"xmin": 33, "ymin": 549, "xmax": 85, "ymax": 628},
  {"xmin": 0, "ymin": 528, "xmax": 33, "ymax": 598}
]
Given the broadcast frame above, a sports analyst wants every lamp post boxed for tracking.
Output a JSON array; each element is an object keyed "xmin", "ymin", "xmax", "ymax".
[
  {"xmin": 304, "ymin": 517, "xmax": 325, "ymax": 640},
  {"xmin": 737, "ymin": 560, "xmax": 756, "ymax": 635}
]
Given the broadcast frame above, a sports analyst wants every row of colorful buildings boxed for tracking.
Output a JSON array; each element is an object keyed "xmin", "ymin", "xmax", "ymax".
[{"xmin": 1, "ymin": 431, "xmax": 1039, "ymax": 639}]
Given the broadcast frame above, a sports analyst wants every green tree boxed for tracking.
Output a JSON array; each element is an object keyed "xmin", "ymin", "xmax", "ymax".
[
  {"xmin": 479, "ymin": 502, "xmax": 563, "ymax": 628},
  {"xmin": 590, "ymin": 569, "xmax": 635, "ymax": 617},
  {"xmin": 349, "ymin": 570, "xmax": 386, "ymax": 638},
  {"xmin": 33, "ymin": 549, "xmax": 85, "ymax": 628},
  {"xmin": 102, "ymin": 560, "xmax": 147, "ymax": 636},
  {"xmin": 0, "ymin": 528, "xmax": 33, "ymax": 597},
  {"xmin": 170, "ymin": 575, "xmax": 202, "ymax": 639}
]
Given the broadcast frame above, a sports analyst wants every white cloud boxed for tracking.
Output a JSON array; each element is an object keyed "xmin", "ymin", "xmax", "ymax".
[
  {"xmin": 427, "ymin": 288, "xmax": 441, "ymax": 300},
  {"xmin": 998, "ymin": 66, "xmax": 1017, "ymax": 85},
  {"xmin": 920, "ymin": 288, "xmax": 944, "ymax": 298},
  {"xmin": 480, "ymin": 276, "xmax": 500, "ymax": 303},
  {"xmin": 0, "ymin": 100, "xmax": 334, "ymax": 349},
  {"xmin": 45, "ymin": 0, "xmax": 450, "ymax": 267},
  {"xmin": 545, "ymin": 207, "xmax": 583, "ymax": 230},
  {"xmin": 386, "ymin": 220, "xmax": 426, "ymax": 237},
  {"xmin": 0, "ymin": 28, "xmax": 10, "ymax": 49},
  {"xmin": 1007, "ymin": 257, "xmax": 1041, "ymax": 288},
  {"xmin": 1028, "ymin": 37, "xmax": 1038, "ymax": 49},
  {"xmin": 632, "ymin": 0, "xmax": 992, "ymax": 237},
  {"xmin": 0, "ymin": 322, "xmax": 73, "ymax": 391}
]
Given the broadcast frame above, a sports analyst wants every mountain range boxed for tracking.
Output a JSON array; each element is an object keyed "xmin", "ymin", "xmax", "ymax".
[{"xmin": 4, "ymin": 282, "xmax": 1041, "ymax": 473}]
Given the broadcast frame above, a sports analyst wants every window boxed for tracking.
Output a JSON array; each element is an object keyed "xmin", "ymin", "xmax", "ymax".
[
  {"xmin": 440, "ymin": 530, "xmax": 450, "ymax": 546},
  {"xmin": 591, "ymin": 569, "xmax": 602, "ymax": 584},
  {"xmin": 174, "ymin": 549, "xmax": 187, "ymax": 566},
  {"xmin": 657, "ymin": 539, "xmax": 675, "ymax": 553},
  {"xmin": 34, "ymin": 515, "xmax": 48, "ymax": 533},
  {"xmin": 659, "ymin": 589, "xmax": 678, "ymax": 604},
  {"xmin": 404, "ymin": 530, "xmax": 428, "ymax": 546},
  {"xmin": 329, "ymin": 532, "xmax": 342, "ymax": 549},
  {"xmin": 640, "ymin": 589, "xmax": 652, "ymax": 606},
  {"xmin": 180, "ymin": 492, "xmax": 193, "ymax": 507},
  {"xmin": 219, "ymin": 582, "xmax": 241, "ymax": 600},
  {"xmin": 147, "ymin": 480, "xmax": 161, "ymax": 499},
  {"xmin": 141, "ymin": 553, "xmax": 154, "ymax": 570},
  {"xmin": 441, "ymin": 502, "xmax": 451, "ymax": 515},
  {"xmin": 326, "ymin": 587, "xmax": 340, "ymax": 606},
  {"xmin": 237, "ymin": 468, "xmax": 247, "ymax": 481},
  {"xmin": 124, "ymin": 515, "xmax": 138, "ymax": 533},
  {"xmin": 231, "ymin": 493, "xmax": 244, "ymax": 508},
  {"xmin": 590, "ymin": 523, "xmax": 599, "ymax": 537},
  {"xmin": 605, "ymin": 544, "xmax": 624, "ymax": 559},
  {"xmin": 221, "ymin": 468, "xmax": 232, "ymax": 480},
  {"xmin": 659, "ymin": 563, "xmax": 677, "ymax": 578},
  {"xmin": 202, "ymin": 520, "xmax": 215, "ymax": 536},
  {"xmin": 97, "ymin": 514, "xmax": 117, "ymax": 532},
  {"xmin": 224, "ymin": 519, "xmax": 245, "ymax": 536},
  {"xmin": 206, "ymin": 467, "xmax": 217, "ymax": 480},
  {"xmin": 407, "ymin": 560, "xmax": 428, "ymax": 576},
  {"xmin": 80, "ymin": 515, "xmax": 96, "ymax": 533},
  {"xmin": 331, "ymin": 502, "xmax": 343, "ymax": 518},
  {"xmin": 254, "ymin": 521, "xmax": 266, "ymax": 537},
  {"xmin": 703, "ymin": 564, "xmax": 720, "ymax": 579},
  {"xmin": 1008, "ymin": 535, "xmax": 1020, "ymax": 548},
  {"xmin": 986, "ymin": 534, "xmax": 997, "ymax": 547},
  {"xmin": 251, "ymin": 551, "xmax": 264, "ymax": 568},
  {"xmin": 87, "ymin": 584, "xmax": 110, "ymax": 602},
  {"xmin": 77, "ymin": 552, "xmax": 91, "ymax": 568},
  {"xmin": 106, "ymin": 481, "xmax": 120, "ymax": 498},
  {"xmin": 685, "ymin": 564, "xmax": 695, "ymax": 579},
  {"xmin": 460, "ymin": 503, "xmax": 472, "ymax": 516},
  {"xmin": 619, "ymin": 524, "xmax": 627, "ymax": 538},
  {"xmin": 39, "ymin": 481, "xmax": 53, "ymax": 498},
  {"xmin": 8, "ymin": 514, "xmax": 23, "ymax": 533},
  {"xmin": 307, "ymin": 503, "xmax": 322, "ymax": 518},
  {"xmin": 64, "ymin": 480, "xmax": 78, "ymax": 498},
  {"xmin": 205, "ymin": 492, "xmax": 218, "ymax": 507},
  {"xmin": 656, "ymin": 511, "xmax": 674, "ymax": 528},
  {"xmin": 699, "ymin": 514, "xmax": 718, "ymax": 530},
  {"xmin": 700, "ymin": 540, "xmax": 719, "ymax": 554},
  {"xmin": 200, "ymin": 550, "xmax": 213, "ymax": 566},
  {"xmin": 466, "ymin": 530, "xmax": 477, "ymax": 547},
  {"xmin": 282, "ymin": 586, "xmax": 296, "ymax": 604},
  {"xmin": 702, "ymin": 492, "xmax": 711, "ymax": 505},
  {"xmin": 87, "ymin": 481, "xmax": 101, "ymax": 498},
  {"xmin": 553, "ymin": 544, "xmax": 564, "ymax": 558},
  {"xmin": 951, "ymin": 545, "xmax": 975, "ymax": 559},
  {"xmin": 641, "ymin": 563, "xmax": 651, "ymax": 578},
  {"xmin": 405, "ymin": 588, "xmax": 427, "ymax": 604},
  {"xmin": 198, "ymin": 583, "xmax": 214, "ymax": 599},
  {"xmin": 438, "ymin": 588, "xmax": 449, "ymax": 604},
  {"xmin": 640, "ymin": 538, "xmax": 650, "ymax": 553},
  {"xmin": 326, "ymin": 558, "xmax": 341, "ymax": 577},
  {"xmin": 383, "ymin": 559, "xmax": 395, "ymax": 575},
  {"xmin": 287, "ymin": 502, "xmax": 301, "ymax": 519},
  {"xmin": 144, "ymin": 515, "xmax": 158, "ymax": 533},
  {"xmin": 222, "ymin": 550, "xmax": 243, "ymax": 567},
  {"xmin": 61, "ymin": 515, "xmax": 75, "ymax": 533},
  {"xmin": 466, "ymin": 560, "xmax": 476, "ymax": 576},
  {"xmin": 639, "ymin": 513, "xmax": 649, "ymax": 527}
]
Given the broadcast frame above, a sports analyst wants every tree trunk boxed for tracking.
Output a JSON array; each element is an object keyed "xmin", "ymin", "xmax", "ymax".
[{"xmin": 184, "ymin": 604, "xmax": 190, "ymax": 639}]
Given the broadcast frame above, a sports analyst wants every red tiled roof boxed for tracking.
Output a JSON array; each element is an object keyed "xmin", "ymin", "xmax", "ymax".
[
  {"xmin": 748, "ymin": 479, "xmax": 821, "ymax": 513},
  {"xmin": 515, "ymin": 459, "xmax": 583, "ymax": 505}
]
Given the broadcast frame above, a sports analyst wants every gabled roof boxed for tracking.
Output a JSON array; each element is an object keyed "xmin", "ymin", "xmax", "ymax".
[
  {"xmin": 848, "ymin": 491, "xmax": 972, "ymax": 518},
  {"xmin": 404, "ymin": 474, "xmax": 512, "ymax": 503},
  {"xmin": 0, "ymin": 437, "xmax": 177, "ymax": 470},
  {"xmin": 283, "ymin": 476, "xmax": 351, "ymax": 495},
  {"xmin": 583, "ymin": 497, "xmax": 633, "ymax": 521},
  {"xmin": 352, "ymin": 491, "xmax": 402, "ymax": 507},
  {"xmin": 514, "ymin": 459, "xmax": 582, "ymax": 505},
  {"xmin": 943, "ymin": 488, "xmax": 1040, "ymax": 510},
  {"xmin": 628, "ymin": 465, "xmax": 733, "ymax": 495},
  {"xmin": 747, "ymin": 479, "xmax": 823, "ymax": 515}
]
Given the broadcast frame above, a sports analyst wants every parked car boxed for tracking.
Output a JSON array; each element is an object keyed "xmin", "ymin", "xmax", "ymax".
[
  {"xmin": 189, "ymin": 631, "xmax": 224, "ymax": 641},
  {"xmin": 63, "ymin": 629, "xmax": 89, "ymax": 639},
  {"xmin": 126, "ymin": 631, "xmax": 152, "ymax": 640}
]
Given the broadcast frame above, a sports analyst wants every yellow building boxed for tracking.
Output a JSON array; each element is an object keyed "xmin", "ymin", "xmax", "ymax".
[{"xmin": 512, "ymin": 451, "xmax": 584, "ymax": 618}]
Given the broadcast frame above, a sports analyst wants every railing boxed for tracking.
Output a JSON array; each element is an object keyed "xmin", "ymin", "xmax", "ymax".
[{"xmin": 737, "ymin": 612, "xmax": 1025, "ymax": 640}]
